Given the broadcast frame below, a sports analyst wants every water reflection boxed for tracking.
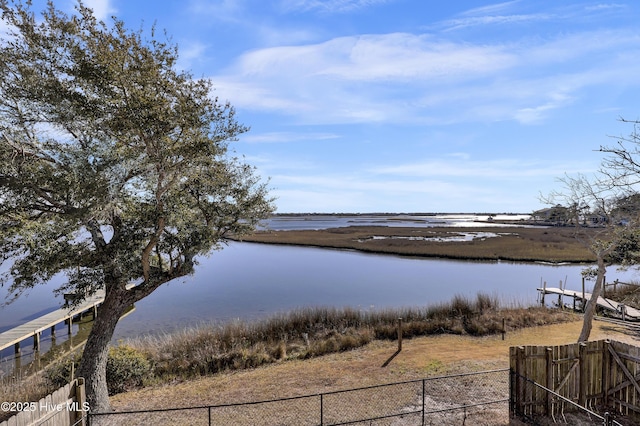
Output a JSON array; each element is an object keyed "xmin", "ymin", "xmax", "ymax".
[
  {"xmin": 262, "ymin": 214, "xmax": 533, "ymax": 230},
  {"xmin": 2, "ymin": 241, "xmax": 639, "ymax": 343},
  {"xmin": 111, "ymin": 242, "xmax": 631, "ymax": 339}
]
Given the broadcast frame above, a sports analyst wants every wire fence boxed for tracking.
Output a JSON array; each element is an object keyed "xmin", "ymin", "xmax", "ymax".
[
  {"xmin": 89, "ymin": 369, "xmax": 509, "ymax": 425},
  {"xmin": 510, "ymin": 372, "xmax": 632, "ymax": 426}
]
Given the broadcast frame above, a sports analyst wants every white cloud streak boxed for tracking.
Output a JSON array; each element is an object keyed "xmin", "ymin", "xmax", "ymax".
[
  {"xmin": 211, "ymin": 28, "xmax": 640, "ymax": 126},
  {"xmin": 280, "ymin": 0, "xmax": 393, "ymax": 14},
  {"xmin": 241, "ymin": 132, "xmax": 340, "ymax": 143}
]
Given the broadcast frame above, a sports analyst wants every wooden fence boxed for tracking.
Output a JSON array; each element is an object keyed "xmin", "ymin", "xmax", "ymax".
[
  {"xmin": 1, "ymin": 378, "xmax": 86, "ymax": 426},
  {"xmin": 510, "ymin": 340, "xmax": 640, "ymax": 421}
]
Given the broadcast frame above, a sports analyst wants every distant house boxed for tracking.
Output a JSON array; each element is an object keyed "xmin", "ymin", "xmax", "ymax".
[{"xmin": 532, "ymin": 205, "xmax": 572, "ymax": 225}]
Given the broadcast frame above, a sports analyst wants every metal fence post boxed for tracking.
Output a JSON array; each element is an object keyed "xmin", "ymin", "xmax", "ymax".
[
  {"xmin": 422, "ymin": 378, "xmax": 425, "ymax": 426},
  {"xmin": 320, "ymin": 393, "xmax": 324, "ymax": 426},
  {"xmin": 208, "ymin": 406, "xmax": 211, "ymax": 426}
]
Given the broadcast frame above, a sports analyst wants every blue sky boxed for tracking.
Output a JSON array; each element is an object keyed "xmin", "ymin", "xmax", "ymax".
[{"xmin": 43, "ymin": 1, "xmax": 640, "ymax": 212}]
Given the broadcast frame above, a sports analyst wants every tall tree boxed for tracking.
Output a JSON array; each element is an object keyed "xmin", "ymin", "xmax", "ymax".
[{"xmin": 0, "ymin": 0, "xmax": 273, "ymax": 412}]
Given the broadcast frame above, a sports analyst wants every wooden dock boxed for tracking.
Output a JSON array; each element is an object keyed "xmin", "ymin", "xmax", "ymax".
[
  {"xmin": 0, "ymin": 290, "xmax": 105, "ymax": 355},
  {"xmin": 537, "ymin": 286, "xmax": 640, "ymax": 320}
]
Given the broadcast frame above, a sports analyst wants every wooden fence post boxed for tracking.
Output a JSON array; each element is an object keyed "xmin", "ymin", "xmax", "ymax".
[
  {"xmin": 602, "ymin": 340, "xmax": 611, "ymax": 408},
  {"xmin": 397, "ymin": 318, "xmax": 402, "ymax": 352},
  {"xmin": 516, "ymin": 346, "xmax": 525, "ymax": 416},
  {"xmin": 545, "ymin": 347, "xmax": 553, "ymax": 416},
  {"xmin": 579, "ymin": 343, "xmax": 587, "ymax": 407},
  {"xmin": 72, "ymin": 377, "xmax": 87, "ymax": 425}
]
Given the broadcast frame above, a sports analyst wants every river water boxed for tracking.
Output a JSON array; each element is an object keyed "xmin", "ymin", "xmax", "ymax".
[{"xmin": 1, "ymin": 214, "xmax": 638, "ymax": 343}]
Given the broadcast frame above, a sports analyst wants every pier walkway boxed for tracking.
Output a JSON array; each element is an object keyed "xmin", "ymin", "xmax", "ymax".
[
  {"xmin": 538, "ymin": 286, "xmax": 640, "ymax": 321},
  {"xmin": 0, "ymin": 290, "xmax": 105, "ymax": 355}
]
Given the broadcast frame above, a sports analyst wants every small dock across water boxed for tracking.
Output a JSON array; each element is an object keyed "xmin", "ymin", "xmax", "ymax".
[
  {"xmin": 0, "ymin": 290, "xmax": 105, "ymax": 356},
  {"xmin": 538, "ymin": 286, "xmax": 640, "ymax": 321}
]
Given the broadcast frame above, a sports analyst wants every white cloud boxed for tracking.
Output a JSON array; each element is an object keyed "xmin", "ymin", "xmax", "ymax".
[
  {"xmin": 584, "ymin": 3, "xmax": 625, "ymax": 12},
  {"xmin": 371, "ymin": 158, "xmax": 594, "ymax": 179},
  {"xmin": 460, "ymin": 1, "xmax": 522, "ymax": 17},
  {"xmin": 280, "ymin": 0, "xmax": 393, "ymax": 14},
  {"xmin": 439, "ymin": 13, "xmax": 550, "ymax": 32},
  {"xmin": 241, "ymin": 132, "xmax": 340, "ymax": 143},
  {"xmin": 210, "ymin": 26, "xmax": 640, "ymax": 126},
  {"xmin": 82, "ymin": 0, "xmax": 116, "ymax": 21},
  {"xmin": 232, "ymin": 33, "xmax": 514, "ymax": 82},
  {"xmin": 270, "ymin": 170, "xmax": 540, "ymax": 213}
]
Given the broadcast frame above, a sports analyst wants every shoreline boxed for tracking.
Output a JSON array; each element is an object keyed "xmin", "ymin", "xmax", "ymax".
[{"xmin": 235, "ymin": 225, "xmax": 599, "ymax": 264}]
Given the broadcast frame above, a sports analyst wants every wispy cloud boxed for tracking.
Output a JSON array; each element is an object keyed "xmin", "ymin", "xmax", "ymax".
[
  {"xmin": 269, "ymin": 167, "xmax": 545, "ymax": 212},
  {"xmin": 280, "ymin": 0, "xmax": 393, "ymax": 14},
  {"xmin": 438, "ymin": 13, "xmax": 551, "ymax": 32},
  {"xmin": 461, "ymin": 1, "xmax": 522, "ymax": 17},
  {"xmin": 429, "ymin": 0, "xmax": 550, "ymax": 31},
  {"xmin": 211, "ymin": 27, "xmax": 640, "ymax": 126},
  {"xmin": 241, "ymin": 132, "xmax": 340, "ymax": 143},
  {"xmin": 584, "ymin": 3, "xmax": 626, "ymax": 12},
  {"xmin": 371, "ymin": 158, "xmax": 594, "ymax": 179}
]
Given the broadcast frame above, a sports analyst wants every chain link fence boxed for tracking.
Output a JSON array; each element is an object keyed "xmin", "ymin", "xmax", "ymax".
[
  {"xmin": 89, "ymin": 369, "xmax": 509, "ymax": 425},
  {"xmin": 510, "ymin": 372, "xmax": 633, "ymax": 426}
]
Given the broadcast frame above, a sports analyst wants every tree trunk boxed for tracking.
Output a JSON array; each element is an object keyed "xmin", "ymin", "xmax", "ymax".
[
  {"xmin": 578, "ymin": 256, "xmax": 606, "ymax": 342},
  {"xmin": 77, "ymin": 287, "xmax": 130, "ymax": 413}
]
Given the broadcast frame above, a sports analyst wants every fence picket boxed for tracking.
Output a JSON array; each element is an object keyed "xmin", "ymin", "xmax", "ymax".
[{"xmin": 510, "ymin": 339, "xmax": 640, "ymax": 424}]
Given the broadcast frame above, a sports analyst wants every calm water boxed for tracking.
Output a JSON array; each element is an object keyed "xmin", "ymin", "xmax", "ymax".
[
  {"xmin": 262, "ymin": 213, "xmax": 533, "ymax": 230},
  {"xmin": 1, "ymin": 214, "xmax": 638, "ymax": 342}
]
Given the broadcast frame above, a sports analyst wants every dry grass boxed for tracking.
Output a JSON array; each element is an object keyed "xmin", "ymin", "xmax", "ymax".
[
  {"xmin": 121, "ymin": 299, "xmax": 572, "ymax": 383},
  {"xmin": 110, "ymin": 318, "xmax": 640, "ymax": 416},
  {"xmin": 237, "ymin": 226, "xmax": 600, "ymax": 262}
]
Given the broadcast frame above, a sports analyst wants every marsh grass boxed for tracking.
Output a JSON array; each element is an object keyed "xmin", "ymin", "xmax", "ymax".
[
  {"xmin": 603, "ymin": 281, "xmax": 640, "ymax": 309},
  {"xmin": 0, "ymin": 371, "xmax": 58, "ymax": 421},
  {"xmin": 239, "ymin": 226, "xmax": 600, "ymax": 262},
  {"xmin": 1, "ymin": 293, "xmax": 575, "ymax": 414},
  {"xmin": 123, "ymin": 293, "xmax": 573, "ymax": 384}
]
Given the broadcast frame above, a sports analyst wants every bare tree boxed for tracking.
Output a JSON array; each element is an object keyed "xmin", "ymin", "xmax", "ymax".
[
  {"xmin": 543, "ymin": 174, "xmax": 624, "ymax": 341},
  {"xmin": 544, "ymin": 119, "xmax": 640, "ymax": 342}
]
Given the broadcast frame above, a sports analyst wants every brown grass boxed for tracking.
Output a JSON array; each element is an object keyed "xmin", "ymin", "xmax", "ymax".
[
  {"xmin": 121, "ymin": 299, "xmax": 572, "ymax": 384},
  {"xmin": 110, "ymin": 319, "xmax": 640, "ymax": 413},
  {"xmin": 236, "ymin": 226, "xmax": 601, "ymax": 262}
]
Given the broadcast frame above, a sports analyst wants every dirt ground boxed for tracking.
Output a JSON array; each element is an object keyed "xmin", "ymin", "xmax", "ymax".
[{"xmin": 110, "ymin": 318, "xmax": 640, "ymax": 419}]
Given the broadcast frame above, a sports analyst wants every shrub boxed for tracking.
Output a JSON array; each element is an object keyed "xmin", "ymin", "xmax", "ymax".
[
  {"xmin": 106, "ymin": 345, "xmax": 152, "ymax": 395},
  {"xmin": 44, "ymin": 345, "xmax": 151, "ymax": 395},
  {"xmin": 44, "ymin": 353, "xmax": 81, "ymax": 388}
]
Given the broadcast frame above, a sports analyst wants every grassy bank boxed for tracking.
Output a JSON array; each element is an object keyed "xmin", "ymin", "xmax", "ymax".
[
  {"xmin": 11, "ymin": 293, "xmax": 575, "ymax": 406},
  {"xmin": 237, "ymin": 226, "xmax": 600, "ymax": 263},
  {"xmin": 125, "ymin": 295, "xmax": 575, "ymax": 383},
  {"xmin": 110, "ymin": 320, "xmax": 640, "ymax": 420}
]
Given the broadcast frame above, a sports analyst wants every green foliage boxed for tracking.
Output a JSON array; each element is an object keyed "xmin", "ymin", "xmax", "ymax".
[
  {"xmin": 44, "ymin": 346, "xmax": 152, "ymax": 395},
  {"xmin": 0, "ymin": 1, "xmax": 273, "ymax": 408},
  {"xmin": 44, "ymin": 354, "xmax": 82, "ymax": 389},
  {"xmin": 607, "ymin": 227, "xmax": 640, "ymax": 266},
  {"xmin": 106, "ymin": 345, "xmax": 152, "ymax": 395},
  {"xmin": 0, "ymin": 0, "xmax": 274, "ymax": 302}
]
